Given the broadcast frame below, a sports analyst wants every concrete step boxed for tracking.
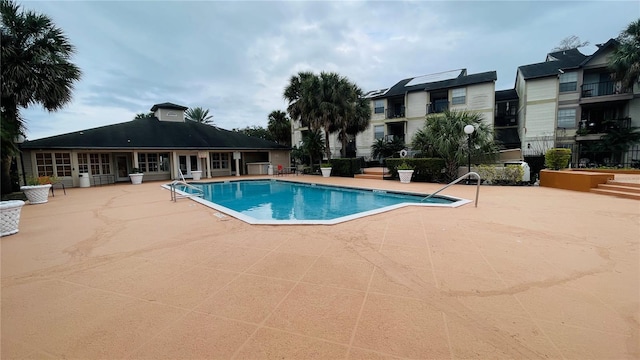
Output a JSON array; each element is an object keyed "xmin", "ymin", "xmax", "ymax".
[
  {"xmin": 354, "ymin": 174, "xmax": 385, "ymax": 180},
  {"xmin": 607, "ymin": 180, "xmax": 640, "ymax": 188},
  {"xmin": 590, "ymin": 188, "xmax": 640, "ymax": 200},
  {"xmin": 362, "ymin": 167, "xmax": 389, "ymax": 176},
  {"xmin": 597, "ymin": 184, "xmax": 640, "ymax": 194}
]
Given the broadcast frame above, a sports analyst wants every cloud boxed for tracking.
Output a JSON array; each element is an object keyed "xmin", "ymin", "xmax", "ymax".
[{"xmin": 18, "ymin": 0, "xmax": 639, "ymax": 140}]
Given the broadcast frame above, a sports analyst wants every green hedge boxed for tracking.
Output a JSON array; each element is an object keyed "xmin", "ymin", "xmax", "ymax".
[
  {"xmin": 476, "ymin": 165, "xmax": 525, "ymax": 185},
  {"xmin": 329, "ymin": 158, "xmax": 365, "ymax": 177},
  {"xmin": 385, "ymin": 158, "xmax": 445, "ymax": 182},
  {"xmin": 545, "ymin": 148, "xmax": 572, "ymax": 170}
]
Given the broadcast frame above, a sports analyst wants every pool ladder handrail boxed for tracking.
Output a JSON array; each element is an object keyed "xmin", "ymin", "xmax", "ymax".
[
  {"xmin": 421, "ymin": 172, "xmax": 480, "ymax": 207},
  {"xmin": 170, "ymin": 180, "xmax": 204, "ymax": 202}
]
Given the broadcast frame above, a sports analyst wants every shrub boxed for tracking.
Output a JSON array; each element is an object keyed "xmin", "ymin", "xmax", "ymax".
[
  {"xmin": 545, "ymin": 148, "xmax": 572, "ymax": 170},
  {"xmin": 328, "ymin": 158, "xmax": 365, "ymax": 177},
  {"xmin": 385, "ymin": 158, "xmax": 445, "ymax": 182},
  {"xmin": 476, "ymin": 164, "xmax": 525, "ymax": 185}
]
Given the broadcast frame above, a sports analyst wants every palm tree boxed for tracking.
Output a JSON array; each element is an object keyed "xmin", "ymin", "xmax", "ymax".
[
  {"xmin": 284, "ymin": 71, "xmax": 321, "ymax": 132},
  {"xmin": 185, "ymin": 107, "xmax": 213, "ymax": 124},
  {"xmin": 371, "ymin": 137, "xmax": 405, "ymax": 162},
  {"xmin": 267, "ymin": 110, "xmax": 291, "ymax": 146},
  {"xmin": 133, "ymin": 112, "xmax": 153, "ymax": 120},
  {"xmin": 331, "ymin": 82, "xmax": 371, "ymax": 158},
  {"xmin": 1, "ymin": 0, "xmax": 82, "ymax": 194},
  {"xmin": 300, "ymin": 129, "xmax": 324, "ymax": 169},
  {"xmin": 411, "ymin": 110, "xmax": 498, "ymax": 182},
  {"xmin": 609, "ymin": 19, "xmax": 640, "ymax": 90}
]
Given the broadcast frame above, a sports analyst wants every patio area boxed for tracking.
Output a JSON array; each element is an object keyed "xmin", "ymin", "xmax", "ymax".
[{"xmin": 2, "ymin": 175, "xmax": 639, "ymax": 359}]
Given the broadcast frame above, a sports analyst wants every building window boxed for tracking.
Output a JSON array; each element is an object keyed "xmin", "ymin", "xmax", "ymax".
[
  {"xmin": 374, "ymin": 100, "xmax": 384, "ymax": 114},
  {"xmin": 211, "ymin": 153, "xmax": 229, "ymax": 169},
  {"xmin": 86, "ymin": 153, "xmax": 111, "ymax": 175},
  {"xmin": 138, "ymin": 152, "xmax": 170, "ymax": 172},
  {"xmin": 374, "ymin": 125, "xmax": 384, "ymax": 140},
  {"xmin": 451, "ymin": 88, "xmax": 466, "ymax": 105},
  {"xmin": 557, "ymin": 109, "xmax": 576, "ymax": 128},
  {"xmin": 559, "ymin": 72, "xmax": 577, "ymax": 92},
  {"xmin": 35, "ymin": 153, "xmax": 54, "ymax": 177},
  {"xmin": 36, "ymin": 152, "xmax": 71, "ymax": 177},
  {"xmin": 78, "ymin": 153, "xmax": 89, "ymax": 173}
]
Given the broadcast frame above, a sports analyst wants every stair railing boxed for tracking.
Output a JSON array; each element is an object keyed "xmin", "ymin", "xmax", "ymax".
[{"xmin": 421, "ymin": 172, "xmax": 480, "ymax": 207}]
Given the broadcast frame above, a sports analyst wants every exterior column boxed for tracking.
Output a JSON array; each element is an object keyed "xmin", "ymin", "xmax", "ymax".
[{"xmin": 132, "ymin": 151, "xmax": 139, "ymax": 168}]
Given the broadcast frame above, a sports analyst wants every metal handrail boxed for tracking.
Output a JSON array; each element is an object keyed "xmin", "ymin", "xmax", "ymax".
[
  {"xmin": 170, "ymin": 180, "xmax": 204, "ymax": 202},
  {"xmin": 421, "ymin": 172, "xmax": 480, "ymax": 207}
]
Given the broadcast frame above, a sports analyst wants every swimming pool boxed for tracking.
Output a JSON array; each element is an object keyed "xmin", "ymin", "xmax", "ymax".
[{"xmin": 166, "ymin": 179, "xmax": 470, "ymax": 225}]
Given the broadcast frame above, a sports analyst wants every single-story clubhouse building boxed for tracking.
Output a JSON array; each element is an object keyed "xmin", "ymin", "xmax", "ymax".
[{"xmin": 19, "ymin": 102, "xmax": 291, "ymax": 187}]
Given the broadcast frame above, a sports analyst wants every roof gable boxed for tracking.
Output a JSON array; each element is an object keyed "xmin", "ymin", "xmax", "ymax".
[{"xmin": 150, "ymin": 102, "xmax": 188, "ymax": 111}]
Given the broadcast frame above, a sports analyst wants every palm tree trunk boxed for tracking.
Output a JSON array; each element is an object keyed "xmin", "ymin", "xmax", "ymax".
[{"xmin": 324, "ymin": 125, "xmax": 332, "ymax": 161}]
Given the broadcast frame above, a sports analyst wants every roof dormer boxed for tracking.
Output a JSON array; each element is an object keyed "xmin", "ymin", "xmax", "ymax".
[{"xmin": 150, "ymin": 102, "xmax": 188, "ymax": 122}]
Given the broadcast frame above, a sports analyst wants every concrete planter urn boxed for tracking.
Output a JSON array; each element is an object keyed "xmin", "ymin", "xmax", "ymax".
[
  {"xmin": 20, "ymin": 184, "xmax": 52, "ymax": 204},
  {"xmin": 129, "ymin": 173, "xmax": 144, "ymax": 185},
  {"xmin": 191, "ymin": 171, "xmax": 202, "ymax": 181},
  {"xmin": 0, "ymin": 200, "xmax": 25, "ymax": 236},
  {"xmin": 320, "ymin": 167, "xmax": 332, "ymax": 178},
  {"xmin": 398, "ymin": 170, "xmax": 414, "ymax": 184}
]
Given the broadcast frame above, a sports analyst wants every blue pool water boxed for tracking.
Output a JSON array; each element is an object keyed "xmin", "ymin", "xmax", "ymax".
[{"xmin": 171, "ymin": 180, "xmax": 469, "ymax": 225}]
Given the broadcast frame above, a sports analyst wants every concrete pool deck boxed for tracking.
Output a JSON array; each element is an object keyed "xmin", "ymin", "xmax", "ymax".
[{"xmin": 2, "ymin": 175, "xmax": 639, "ymax": 359}]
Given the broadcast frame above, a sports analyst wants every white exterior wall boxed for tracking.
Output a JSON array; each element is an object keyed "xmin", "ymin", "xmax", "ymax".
[
  {"xmin": 370, "ymin": 99, "xmax": 386, "ymax": 122},
  {"xmin": 520, "ymin": 77, "xmax": 559, "ymax": 152},
  {"xmin": 406, "ymin": 92, "xmax": 427, "ymax": 118},
  {"xmin": 155, "ymin": 108, "xmax": 185, "ymax": 122}
]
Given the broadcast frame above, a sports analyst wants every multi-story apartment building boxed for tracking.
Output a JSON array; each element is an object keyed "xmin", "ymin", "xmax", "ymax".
[
  {"xmin": 516, "ymin": 39, "xmax": 639, "ymax": 166},
  {"xmin": 291, "ymin": 69, "xmax": 497, "ymax": 159}
]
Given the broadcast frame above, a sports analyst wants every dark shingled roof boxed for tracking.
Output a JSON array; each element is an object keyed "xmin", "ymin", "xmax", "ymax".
[
  {"xmin": 22, "ymin": 117, "xmax": 289, "ymax": 150},
  {"xmin": 495, "ymin": 89, "xmax": 518, "ymax": 102},
  {"xmin": 518, "ymin": 48, "xmax": 588, "ymax": 80},
  {"xmin": 580, "ymin": 38, "xmax": 618, "ymax": 66},
  {"xmin": 372, "ymin": 71, "xmax": 497, "ymax": 99},
  {"xmin": 150, "ymin": 102, "xmax": 188, "ymax": 111}
]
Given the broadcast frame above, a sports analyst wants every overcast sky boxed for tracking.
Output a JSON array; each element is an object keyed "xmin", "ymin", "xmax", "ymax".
[{"xmin": 20, "ymin": 0, "xmax": 639, "ymax": 140}]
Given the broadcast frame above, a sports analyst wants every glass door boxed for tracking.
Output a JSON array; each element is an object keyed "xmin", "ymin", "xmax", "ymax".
[{"xmin": 178, "ymin": 154, "xmax": 199, "ymax": 178}]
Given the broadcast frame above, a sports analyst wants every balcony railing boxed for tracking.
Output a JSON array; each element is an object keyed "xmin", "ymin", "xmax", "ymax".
[
  {"xmin": 427, "ymin": 100, "xmax": 449, "ymax": 114},
  {"xmin": 577, "ymin": 117, "xmax": 631, "ymax": 135},
  {"xmin": 581, "ymin": 80, "xmax": 629, "ymax": 98},
  {"xmin": 386, "ymin": 106, "xmax": 405, "ymax": 119},
  {"xmin": 383, "ymin": 134, "xmax": 405, "ymax": 143}
]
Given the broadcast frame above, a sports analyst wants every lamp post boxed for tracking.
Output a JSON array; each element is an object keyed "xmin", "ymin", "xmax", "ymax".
[{"xmin": 464, "ymin": 124, "xmax": 475, "ymax": 184}]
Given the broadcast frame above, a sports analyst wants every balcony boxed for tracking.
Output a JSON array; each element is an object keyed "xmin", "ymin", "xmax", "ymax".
[
  {"xmin": 427, "ymin": 100, "xmax": 449, "ymax": 114},
  {"xmin": 580, "ymin": 80, "xmax": 633, "ymax": 104},
  {"xmin": 575, "ymin": 117, "xmax": 631, "ymax": 140},
  {"xmin": 386, "ymin": 106, "xmax": 405, "ymax": 119},
  {"xmin": 383, "ymin": 134, "xmax": 405, "ymax": 144}
]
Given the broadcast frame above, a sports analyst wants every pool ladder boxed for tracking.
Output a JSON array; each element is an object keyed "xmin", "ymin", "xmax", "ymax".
[
  {"xmin": 169, "ymin": 180, "xmax": 204, "ymax": 202},
  {"xmin": 421, "ymin": 172, "xmax": 480, "ymax": 207}
]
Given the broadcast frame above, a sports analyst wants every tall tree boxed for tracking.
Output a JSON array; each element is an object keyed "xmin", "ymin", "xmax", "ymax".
[
  {"xmin": 233, "ymin": 125, "xmax": 273, "ymax": 141},
  {"xmin": 609, "ymin": 18, "xmax": 640, "ymax": 90},
  {"xmin": 551, "ymin": 35, "xmax": 590, "ymax": 51},
  {"xmin": 331, "ymin": 82, "xmax": 371, "ymax": 158},
  {"xmin": 284, "ymin": 71, "xmax": 369, "ymax": 160},
  {"xmin": 284, "ymin": 71, "xmax": 321, "ymax": 132},
  {"xmin": 411, "ymin": 110, "xmax": 498, "ymax": 182},
  {"xmin": 267, "ymin": 110, "xmax": 291, "ymax": 146},
  {"xmin": 133, "ymin": 112, "xmax": 153, "ymax": 119},
  {"xmin": 185, "ymin": 107, "xmax": 213, "ymax": 124},
  {"xmin": 1, "ymin": 0, "xmax": 82, "ymax": 194}
]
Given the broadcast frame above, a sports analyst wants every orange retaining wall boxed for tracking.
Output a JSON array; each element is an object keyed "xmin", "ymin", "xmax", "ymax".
[{"xmin": 539, "ymin": 170, "xmax": 614, "ymax": 192}]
